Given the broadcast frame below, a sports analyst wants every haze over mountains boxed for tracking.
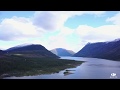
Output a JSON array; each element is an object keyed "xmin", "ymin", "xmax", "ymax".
[
  {"xmin": 74, "ymin": 39, "xmax": 120, "ymax": 61},
  {"xmin": 50, "ymin": 48, "xmax": 75, "ymax": 56}
]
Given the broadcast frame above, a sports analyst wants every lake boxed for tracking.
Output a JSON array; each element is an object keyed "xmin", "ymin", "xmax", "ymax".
[{"xmin": 4, "ymin": 57, "xmax": 120, "ymax": 79}]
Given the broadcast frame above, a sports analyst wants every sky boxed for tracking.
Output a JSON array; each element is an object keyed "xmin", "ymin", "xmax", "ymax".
[{"xmin": 0, "ymin": 11, "xmax": 120, "ymax": 52}]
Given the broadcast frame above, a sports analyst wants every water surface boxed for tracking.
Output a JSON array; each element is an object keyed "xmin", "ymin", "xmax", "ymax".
[{"xmin": 4, "ymin": 57, "xmax": 120, "ymax": 79}]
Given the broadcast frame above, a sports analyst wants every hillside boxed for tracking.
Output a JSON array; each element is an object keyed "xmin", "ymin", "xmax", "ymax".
[
  {"xmin": 67, "ymin": 50, "xmax": 75, "ymax": 55},
  {"xmin": 0, "ymin": 50, "xmax": 5, "ymax": 56},
  {"xmin": 50, "ymin": 48, "xmax": 75, "ymax": 56},
  {"xmin": 5, "ymin": 44, "xmax": 59, "ymax": 58},
  {"xmin": 74, "ymin": 39, "xmax": 120, "ymax": 61},
  {"xmin": 0, "ymin": 50, "xmax": 4, "ymax": 54},
  {"xmin": 0, "ymin": 55, "xmax": 84, "ymax": 78}
]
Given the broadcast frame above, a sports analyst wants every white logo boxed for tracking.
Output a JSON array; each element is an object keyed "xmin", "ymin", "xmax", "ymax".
[{"xmin": 110, "ymin": 73, "xmax": 117, "ymax": 78}]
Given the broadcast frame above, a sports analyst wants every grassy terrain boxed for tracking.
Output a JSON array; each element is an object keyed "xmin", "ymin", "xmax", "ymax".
[{"xmin": 0, "ymin": 55, "xmax": 84, "ymax": 78}]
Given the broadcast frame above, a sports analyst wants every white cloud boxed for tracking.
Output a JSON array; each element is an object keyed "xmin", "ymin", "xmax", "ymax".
[
  {"xmin": 32, "ymin": 11, "xmax": 106, "ymax": 31},
  {"xmin": 41, "ymin": 23, "xmax": 120, "ymax": 52},
  {"xmin": 0, "ymin": 16, "xmax": 44, "ymax": 41},
  {"xmin": 45, "ymin": 26, "xmax": 75, "ymax": 51},
  {"xmin": 44, "ymin": 24, "xmax": 120, "ymax": 52},
  {"xmin": 106, "ymin": 12, "xmax": 120, "ymax": 25},
  {"xmin": 0, "ymin": 11, "xmax": 106, "ymax": 41},
  {"xmin": 32, "ymin": 11, "xmax": 69, "ymax": 31},
  {"xmin": 0, "ymin": 11, "xmax": 108, "ymax": 52},
  {"xmin": 48, "ymin": 37, "xmax": 69, "ymax": 49},
  {"xmin": 75, "ymin": 24, "xmax": 120, "ymax": 43},
  {"xmin": 58, "ymin": 27, "xmax": 74, "ymax": 36}
]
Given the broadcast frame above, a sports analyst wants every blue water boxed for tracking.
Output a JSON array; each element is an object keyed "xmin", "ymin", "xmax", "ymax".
[{"xmin": 4, "ymin": 57, "xmax": 120, "ymax": 79}]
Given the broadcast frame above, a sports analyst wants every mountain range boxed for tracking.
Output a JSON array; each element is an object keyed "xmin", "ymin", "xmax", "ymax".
[
  {"xmin": 74, "ymin": 39, "xmax": 120, "ymax": 61},
  {"xmin": 1, "ymin": 38, "xmax": 120, "ymax": 60},
  {"xmin": 4, "ymin": 44, "xmax": 59, "ymax": 58},
  {"xmin": 50, "ymin": 48, "xmax": 75, "ymax": 56}
]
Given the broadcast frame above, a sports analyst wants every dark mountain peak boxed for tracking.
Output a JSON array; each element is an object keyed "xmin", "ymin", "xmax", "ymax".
[
  {"xmin": 106, "ymin": 38, "xmax": 120, "ymax": 44},
  {"xmin": 6, "ymin": 44, "xmax": 47, "ymax": 52},
  {"xmin": 112, "ymin": 38, "xmax": 120, "ymax": 42},
  {"xmin": 5, "ymin": 44, "xmax": 59, "ymax": 58},
  {"xmin": 21, "ymin": 44, "xmax": 45, "ymax": 48},
  {"xmin": 74, "ymin": 38, "xmax": 120, "ymax": 61},
  {"xmin": 0, "ymin": 50, "xmax": 5, "ymax": 55},
  {"xmin": 15, "ymin": 43, "xmax": 44, "ymax": 48},
  {"xmin": 0, "ymin": 50, "xmax": 2, "ymax": 52}
]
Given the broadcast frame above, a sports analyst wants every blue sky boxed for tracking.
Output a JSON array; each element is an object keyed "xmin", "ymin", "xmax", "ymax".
[
  {"xmin": 64, "ymin": 11, "xmax": 117, "ymax": 28},
  {"xmin": 0, "ymin": 11, "xmax": 120, "ymax": 52}
]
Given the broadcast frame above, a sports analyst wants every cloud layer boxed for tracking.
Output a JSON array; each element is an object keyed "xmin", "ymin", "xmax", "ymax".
[
  {"xmin": 1, "ymin": 11, "xmax": 120, "ymax": 52},
  {"xmin": 76, "ymin": 24, "xmax": 120, "ymax": 42},
  {"xmin": 0, "ymin": 16, "xmax": 44, "ymax": 41},
  {"xmin": 45, "ymin": 24, "xmax": 120, "ymax": 52},
  {"xmin": 0, "ymin": 11, "xmax": 106, "ymax": 41},
  {"xmin": 106, "ymin": 12, "xmax": 120, "ymax": 25},
  {"xmin": 32, "ymin": 11, "xmax": 106, "ymax": 31}
]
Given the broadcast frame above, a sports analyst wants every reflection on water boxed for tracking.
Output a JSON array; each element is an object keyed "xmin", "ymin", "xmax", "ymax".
[
  {"xmin": 63, "ymin": 69, "xmax": 76, "ymax": 76},
  {"xmin": 4, "ymin": 56, "xmax": 120, "ymax": 79},
  {"xmin": 63, "ymin": 71, "xmax": 74, "ymax": 76}
]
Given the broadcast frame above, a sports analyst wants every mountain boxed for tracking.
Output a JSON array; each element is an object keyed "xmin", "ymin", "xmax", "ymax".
[
  {"xmin": 0, "ymin": 50, "xmax": 5, "ymax": 57},
  {"xmin": 73, "ymin": 39, "xmax": 120, "ymax": 61},
  {"xmin": 0, "ymin": 50, "xmax": 4, "ymax": 55},
  {"xmin": 5, "ymin": 44, "xmax": 59, "ymax": 58},
  {"xmin": 50, "ymin": 48, "xmax": 75, "ymax": 56},
  {"xmin": 67, "ymin": 50, "xmax": 75, "ymax": 55},
  {"xmin": 6, "ymin": 44, "xmax": 31, "ymax": 51}
]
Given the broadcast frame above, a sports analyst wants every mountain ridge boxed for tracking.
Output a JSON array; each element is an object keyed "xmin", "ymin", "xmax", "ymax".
[
  {"xmin": 50, "ymin": 48, "xmax": 75, "ymax": 56},
  {"xmin": 5, "ymin": 44, "xmax": 59, "ymax": 58},
  {"xmin": 74, "ymin": 39, "xmax": 120, "ymax": 61}
]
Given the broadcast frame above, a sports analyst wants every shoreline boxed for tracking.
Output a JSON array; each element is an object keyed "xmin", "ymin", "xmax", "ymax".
[{"xmin": 0, "ymin": 56, "xmax": 85, "ymax": 79}]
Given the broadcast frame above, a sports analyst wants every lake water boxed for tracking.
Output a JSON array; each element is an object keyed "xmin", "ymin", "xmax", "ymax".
[{"xmin": 4, "ymin": 57, "xmax": 120, "ymax": 79}]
